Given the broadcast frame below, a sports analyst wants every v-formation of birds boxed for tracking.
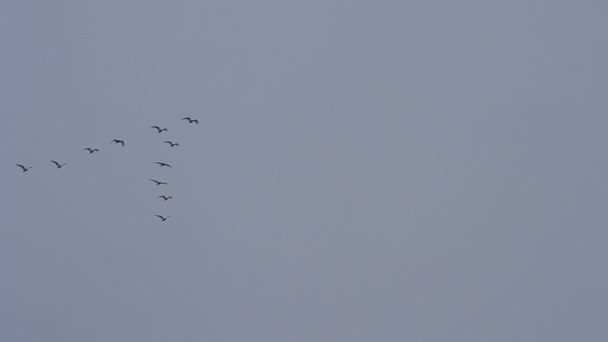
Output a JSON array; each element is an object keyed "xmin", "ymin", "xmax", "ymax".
[{"xmin": 15, "ymin": 117, "xmax": 199, "ymax": 223}]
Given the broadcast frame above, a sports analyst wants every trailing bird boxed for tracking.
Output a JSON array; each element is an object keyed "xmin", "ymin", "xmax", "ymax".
[
  {"xmin": 154, "ymin": 162, "xmax": 172, "ymax": 168},
  {"xmin": 83, "ymin": 148, "xmax": 100, "ymax": 154},
  {"xmin": 149, "ymin": 179, "xmax": 168, "ymax": 185},
  {"xmin": 182, "ymin": 117, "xmax": 199, "ymax": 124},
  {"xmin": 110, "ymin": 139, "xmax": 125, "ymax": 146},
  {"xmin": 16, "ymin": 164, "xmax": 32, "ymax": 172},
  {"xmin": 155, "ymin": 215, "xmax": 170, "ymax": 222},
  {"xmin": 163, "ymin": 141, "xmax": 180, "ymax": 147},
  {"xmin": 158, "ymin": 195, "xmax": 173, "ymax": 201},
  {"xmin": 151, "ymin": 126, "xmax": 168, "ymax": 133},
  {"xmin": 51, "ymin": 160, "xmax": 67, "ymax": 168}
]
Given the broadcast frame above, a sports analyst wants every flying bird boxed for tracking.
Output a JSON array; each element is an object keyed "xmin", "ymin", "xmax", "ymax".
[
  {"xmin": 163, "ymin": 141, "xmax": 180, "ymax": 147},
  {"xmin": 182, "ymin": 117, "xmax": 199, "ymax": 124},
  {"xmin": 51, "ymin": 160, "xmax": 67, "ymax": 168},
  {"xmin": 149, "ymin": 179, "xmax": 168, "ymax": 186},
  {"xmin": 155, "ymin": 215, "xmax": 171, "ymax": 222},
  {"xmin": 110, "ymin": 139, "xmax": 125, "ymax": 146},
  {"xmin": 83, "ymin": 148, "xmax": 100, "ymax": 154},
  {"xmin": 16, "ymin": 164, "xmax": 32, "ymax": 172},
  {"xmin": 158, "ymin": 195, "xmax": 173, "ymax": 201},
  {"xmin": 154, "ymin": 162, "xmax": 172, "ymax": 168},
  {"xmin": 151, "ymin": 126, "xmax": 168, "ymax": 133}
]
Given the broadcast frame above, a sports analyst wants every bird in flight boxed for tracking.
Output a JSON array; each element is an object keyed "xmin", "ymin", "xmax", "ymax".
[
  {"xmin": 155, "ymin": 215, "xmax": 171, "ymax": 222},
  {"xmin": 83, "ymin": 148, "xmax": 100, "ymax": 154},
  {"xmin": 151, "ymin": 126, "xmax": 168, "ymax": 133},
  {"xmin": 163, "ymin": 141, "xmax": 180, "ymax": 147},
  {"xmin": 16, "ymin": 164, "xmax": 32, "ymax": 172},
  {"xmin": 158, "ymin": 195, "xmax": 173, "ymax": 201},
  {"xmin": 154, "ymin": 162, "xmax": 172, "ymax": 168},
  {"xmin": 182, "ymin": 117, "xmax": 199, "ymax": 124},
  {"xmin": 110, "ymin": 139, "xmax": 125, "ymax": 146},
  {"xmin": 149, "ymin": 179, "xmax": 168, "ymax": 185},
  {"xmin": 51, "ymin": 160, "xmax": 67, "ymax": 168}
]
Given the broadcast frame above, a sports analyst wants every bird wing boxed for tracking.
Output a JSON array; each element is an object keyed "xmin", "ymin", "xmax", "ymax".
[
  {"xmin": 182, "ymin": 117, "xmax": 190, "ymax": 121},
  {"xmin": 16, "ymin": 164, "xmax": 26, "ymax": 170},
  {"xmin": 51, "ymin": 160, "xmax": 60, "ymax": 166},
  {"xmin": 192, "ymin": 119, "xmax": 199, "ymax": 124}
]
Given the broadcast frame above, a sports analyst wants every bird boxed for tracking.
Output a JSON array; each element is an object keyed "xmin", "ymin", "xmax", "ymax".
[
  {"xmin": 16, "ymin": 164, "xmax": 32, "ymax": 172},
  {"xmin": 110, "ymin": 139, "xmax": 125, "ymax": 146},
  {"xmin": 151, "ymin": 126, "xmax": 168, "ymax": 133},
  {"xmin": 158, "ymin": 195, "xmax": 173, "ymax": 201},
  {"xmin": 149, "ymin": 179, "xmax": 168, "ymax": 185},
  {"xmin": 155, "ymin": 215, "xmax": 171, "ymax": 222},
  {"xmin": 154, "ymin": 162, "xmax": 172, "ymax": 168},
  {"xmin": 163, "ymin": 141, "xmax": 180, "ymax": 147},
  {"xmin": 51, "ymin": 160, "xmax": 67, "ymax": 168},
  {"xmin": 83, "ymin": 148, "xmax": 100, "ymax": 154},
  {"xmin": 182, "ymin": 117, "xmax": 199, "ymax": 124}
]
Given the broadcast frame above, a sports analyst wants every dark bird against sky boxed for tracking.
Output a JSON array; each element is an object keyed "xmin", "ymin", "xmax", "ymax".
[
  {"xmin": 182, "ymin": 117, "xmax": 199, "ymax": 124},
  {"xmin": 151, "ymin": 126, "xmax": 168, "ymax": 133},
  {"xmin": 158, "ymin": 195, "xmax": 173, "ymax": 201},
  {"xmin": 163, "ymin": 141, "xmax": 180, "ymax": 147},
  {"xmin": 110, "ymin": 139, "xmax": 125, "ymax": 146},
  {"xmin": 51, "ymin": 160, "xmax": 67, "ymax": 168},
  {"xmin": 16, "ymin": 164, "xmax": 32, "ymax": 172},
  {"xmin": 155, "ymin": 215, "xmax": 170, "ymax": 222},
  {"xmin": 149, "ymin": 179, "xmax": 168, "ymax": 186},
  {"xmin": 83, "ymin": 148, "xmax": 100, "ymax": 154},
  {"xmin": 154, "ymin": 162, "xmax": 172, "ymax": 168}
]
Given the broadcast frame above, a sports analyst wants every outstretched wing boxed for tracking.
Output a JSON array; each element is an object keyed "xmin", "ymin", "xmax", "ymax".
[
  {"xmin": 192, "ymin": 119, "xmax": 199, "ymax": 124},
  {"xmin": 51, "ymin": 160, "xmax": 60, "ymax": 167},
  {"xmin": 16, "ymin": 164, "xmax": 27, "ymax": 171}
]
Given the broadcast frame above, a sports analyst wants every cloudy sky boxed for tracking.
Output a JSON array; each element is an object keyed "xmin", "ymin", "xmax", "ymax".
[{"xmin": 2, "ymin": 1, "xmax": 607, "ymax": 341}]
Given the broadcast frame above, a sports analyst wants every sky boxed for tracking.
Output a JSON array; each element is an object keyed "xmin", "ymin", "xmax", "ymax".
[{"xmin": 1, "ymin": 0, "xmax": 607, "ymax": 341}]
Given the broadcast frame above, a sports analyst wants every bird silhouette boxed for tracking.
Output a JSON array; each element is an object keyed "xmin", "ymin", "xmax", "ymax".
[
  {"xmin": 149, "ymin": 179, "xmax": 168, "ymax": 185},
  {"xmin": 155, "ymin": 215, "xmax": 170, "ymax": 222},
  {"xmin": 110, "ymin": 139, "xmax": 125, "ymax": 146},
  {"xmin": 16, "ymin": 164, "xmax": 32, "ymax": 172},
  {"xmin": 182, "ymin": 117, "xmax": 199, "ymax": 124},
  {"xmin": 83, "ymin": 148, "xmax": 100, "ymax": 154},
  {"xmin": 151, "ymin": 126, "xmax": 168, "ymax": 133},
  {"xmin": 163, "ymin": 141, "xmax": 180, "ymax": 147},
  {"xmin": 154, "ymin": 162, "xmax": 172, "ymax": 168},
  {"xmin": 158, "ymin": 195, "xmax": 173, "ymax": 201},
  {"xmin": 51, "ymin": 160, "xmax": 67, "ymax": 168}
]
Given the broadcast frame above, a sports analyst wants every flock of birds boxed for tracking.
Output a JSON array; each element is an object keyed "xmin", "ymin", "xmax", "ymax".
[{"xmin": 15, "ymin": 117, "xmax": 200, "ymax": 223}]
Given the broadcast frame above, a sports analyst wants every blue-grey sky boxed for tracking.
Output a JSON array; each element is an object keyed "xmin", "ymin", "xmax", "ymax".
[{"xmin": 2, "ymin": 1, "xmax": 607, "ymax": 341}]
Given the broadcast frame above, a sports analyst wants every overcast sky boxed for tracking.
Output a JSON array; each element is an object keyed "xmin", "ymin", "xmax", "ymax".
[{"xmin": 2, "ymin": 1, "xmax": 607, "ymax": 341}]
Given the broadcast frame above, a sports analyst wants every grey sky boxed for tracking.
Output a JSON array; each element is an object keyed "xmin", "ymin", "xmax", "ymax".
[{"xmin": 2, "ymin": 1, "xmax": 607, "ymax": 341}]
